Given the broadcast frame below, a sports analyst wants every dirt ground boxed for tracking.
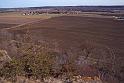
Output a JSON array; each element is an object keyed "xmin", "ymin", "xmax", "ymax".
[
  {"xmin": 0, "ymin": 12, "xmax": 61, "ymax": 25},
  {"xmin": 8, "ymin": 16, "xmax": 124, "ymax": 66},
  {"xmin": 0, "ymin": 13, "xmax": 124, "ymax": 82},
  {"xmin": 0, "ymin": 23, "xmax": 17, "ymax": 29}
]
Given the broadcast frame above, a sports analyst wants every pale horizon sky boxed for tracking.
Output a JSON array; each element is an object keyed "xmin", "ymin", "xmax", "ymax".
[{"xmin": 0, "ymin": 0, "xmax": 124, "ymax": 8}]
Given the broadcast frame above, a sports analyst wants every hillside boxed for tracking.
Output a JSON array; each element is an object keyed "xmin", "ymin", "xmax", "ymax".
[{"xmin": 0, "ymin": 15, "xmax": 124, "ymax": 83}]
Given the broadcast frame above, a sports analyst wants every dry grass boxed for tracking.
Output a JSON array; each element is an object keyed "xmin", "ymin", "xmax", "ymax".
[
  {"xmin": 0, "ymin": 15, "xmax": 123, "ymax": 83},
  {"xmin": 0, "ymin": 12, "xmax": 62, "ymax": 24}
]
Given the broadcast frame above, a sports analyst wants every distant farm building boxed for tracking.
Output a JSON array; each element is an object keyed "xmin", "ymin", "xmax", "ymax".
[{"xmin": 113, "ymin": 16, "xmax": 124, "ymax": 20}]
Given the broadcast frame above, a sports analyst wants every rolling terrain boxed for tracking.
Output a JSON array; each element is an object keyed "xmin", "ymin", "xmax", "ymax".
[
  {"xmin": 0, "ymin": 10, "xmax": 124, "ymax": 82},
  {"xmin": 8, "ymin": 16, "xmax": 124, "ymax": 71},
  {"xmin": 9, "ymin": 16, "xmax": 124, "ymax": 53}
]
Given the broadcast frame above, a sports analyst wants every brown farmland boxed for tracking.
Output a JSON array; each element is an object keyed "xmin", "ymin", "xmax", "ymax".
[
  {"xmin": 0, "ymin": 17, "xmax": 41, "ymax": 24},
  {"xmin": 0, "ymin": 23, "xmax": 17, "ymax": 29},
  {"xmin": 8, "ymin": 15, "xmax": 124, "ymax": 68},
  {"xmin": 10, "ymin": 16, "xmax": 124, "ymax": 50},
  {"xmin": 0, "ymin": 15, "xmax": 124, "ymax": 82}
]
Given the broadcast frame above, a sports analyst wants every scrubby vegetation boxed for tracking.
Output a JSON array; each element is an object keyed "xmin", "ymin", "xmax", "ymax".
[
  {"xmin": 0, "ymin": 51, "xmax": 56, "ymax": 82},
  {"xmin": 0, "ymin": 39, "xmax": 118, "ymax": 83}
]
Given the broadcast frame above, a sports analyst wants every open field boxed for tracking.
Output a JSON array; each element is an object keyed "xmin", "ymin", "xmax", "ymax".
[
  {"xmin": 0, "ymin": 12, "xmax": 64, "ymax": 30},
  {"xmin": 0, "ymin": 12, "xmax": 118, "ymax": 25},
  {"xmin": 8, "ymin": 16, "xmax": 124, "ymax": 66},
  {"xmin": 0, "ymin": 23, "xmax": 17, "ymax": 29},
  {"xmin": 0, "ymin": 17, "xmax": 42, "ymax": 24},
  {"xmin": 0, "ymin": 11, "xmax": 124, "ymax": 83},
  {"xmin": 0, "ymin": 12, "xmax": 62, "ymax": 25},
  {"xmin": 10, "ymin": 16, "xmax": 124, "ymax": 48}
]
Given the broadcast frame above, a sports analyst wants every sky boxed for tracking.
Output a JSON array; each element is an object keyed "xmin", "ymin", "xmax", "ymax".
[{"xmin": 0, "ymin": 0, "xmax": 124, "ymax": 8}]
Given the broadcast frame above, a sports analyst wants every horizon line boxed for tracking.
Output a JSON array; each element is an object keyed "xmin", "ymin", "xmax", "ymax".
[{"xmin": 0, "ymin": 5, "xmax": 124, "ymax": 9}]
